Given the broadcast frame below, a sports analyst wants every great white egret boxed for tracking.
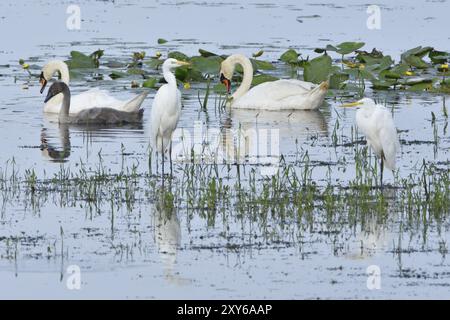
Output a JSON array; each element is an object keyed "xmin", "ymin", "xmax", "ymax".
[
  {"xmin": 40, "ymin": 60, "xmax": 149, "ymax": 114},
  {"xmin": 219, "ymin": 54, "xmax": 328, "ymax": 110},
  {"xmin": 44, "ymin": 82, "xmax": 144, "ymax": 124},
  {"xmin": 151, "ymin": 58, "xmax": 190, "ymax": 177},
  {"xmin": 342, "ymin": 98, "xmax": 400, "ymax": 186}
]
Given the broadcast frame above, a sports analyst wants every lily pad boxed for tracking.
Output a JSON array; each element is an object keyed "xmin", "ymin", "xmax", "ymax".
[
  {"xmin": 303, "ymin": 54, "xmax": 332, "ymax": 84},
  {"xmin": 168, "ymin": 51, "xmax": 189, "ymax": 61},
  {"xmin": 190, "ymin": 56, "xmax": 223, "ymax": 75},
  {"xmin": 109, "ymin": 71, "xmax": 127, "ymax": 80},
  {"xmin": 199, "ymin": 49, "xmax": 218, "ymax": 57},
  {"xmin": 403, "ymin": 55, "xmax": 429, "ymax": 69},
  {"xmin": 280, "ymin": 49, "xmax": 299, "ymax": 64},
  {"xmin": 251, "ymin": 74, "xmax": 279, "ymax": 86},
  {"xmin": 335, "ymin": 42, "xmax": 365, "ymax": 55},
  {"xmin": 66, "ymin": 51, "xmax": 100, "ymax": 69},
  {"xmin": 145, "ymin": 58, "xmax": 164, "ymax": 70},
  {"xmin": 329, "ymin": 72, "xmax": 349, "ymax": 89},
  {"xmin": 157, "ymin": 38, "xmax": 168, "ymax": 44},
  {"xmin": 251, "ymin": 59, "xmax": 276, "ymax": 71},
  {"xmin": 142, "ymin": 78, "xmax": 158, "ymax": 88},
  {"xmin": 429, "ymin": 50, "xmax": 449, "ymax": 64}
]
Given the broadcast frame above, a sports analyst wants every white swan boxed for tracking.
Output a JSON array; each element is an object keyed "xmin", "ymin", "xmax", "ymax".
[
  {"xmin": 219, "ymin": 54, "xmax": 328, "ymax": 110},
  {"xmin": 40, "ymin": 60, "xmax": 148, "ymax": 114}
]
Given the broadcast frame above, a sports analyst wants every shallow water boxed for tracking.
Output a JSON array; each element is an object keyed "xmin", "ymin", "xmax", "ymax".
[{"xmin": 0, "ymin": 0, "xmax": 449, "ymax": 299}]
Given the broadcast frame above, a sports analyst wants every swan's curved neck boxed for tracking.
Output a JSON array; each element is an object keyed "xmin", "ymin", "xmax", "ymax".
[
  {"xmin": 230, "ymin": 55, "xmax": 253, "ymax": 101},
  {"xmin": 59, "ymin": 88, "xmax": 71, "ymax": 122},
  {"xmin": 163, "ymin": 66, "xmax": 177, "ymax": 88},
  {"xmin": 46, "ymin": 61, "xmax": 70, "ymax": 84}
]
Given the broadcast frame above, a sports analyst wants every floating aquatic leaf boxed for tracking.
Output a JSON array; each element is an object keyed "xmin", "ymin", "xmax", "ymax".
[
  {"xmin": 127, "ymin": 68, "xmax": 145, "ymax": 75},
  {"xmin": 403, "ymin": 77, "xmax": 433, "ymax": 86},
  {"xmin": 251, "ymin": 74, "xmax": 279, "ymax": 86},
  {"xmin": 403, "ymin": 55, "xmax": 429, "ymax": 69},
  {"xmin": 314, "ymin": 45, "xmax": 338, "ymax": 54},
  {"xmin": 329, "ymin": 72, "xmax": 349, "ymax": 89},
  {"xmin": 401, "ymin": 46, "xmax": 433, "ymax": 60},
  {"xmin": 251, "ymin": 59, "xmax": 276, "ymax": 71},
  {"xmin": 142, "ymin": 78, "xmax": 158, "ymax": 88},
  {"xmin": 406, "ymin": 82, "xmax": 433, "ymax": 91},
  {"xmin": 303, "ymin": 54, "xmax": 332, "ymax": 84},
  {"xmin": 280, "ymin": 49, "xmax": 299, "ymax": 64},
  {"xmin": 157, "ymin": 38, "xmax": 168, "ymax": 44},
  {"xmin": 109, "ymin": 71, "xmax": 127, "ymax": 80},
  {"xmin": 190, "ymin": 56, "xmax": 223, "ymax": 75},
  {"xmin": 335, "ymin": 42, "xmax": 365, "ymax": 55},
  {"xmin": 371, "ymin": 79, "xmax": 396, "ymax": 90},
  {"xmin": 106, "ymin": 61, "xmax": 127, "ymax": 68},
  {"xmin": 252, "ymin": 50, "xmax": 264, "ymax": 58},
  {"xmin": 168, "ymin": 51, "xmax": 189, "ymax": 61},
  {"xmin": 429, "ymin": 50, "xmax": 449, "ymax": 64},
  {"xmin": 199, "ymin": 49, "xmax": 218, "ymax": 57},
  {"xmin": 66, "ymin": 51, "xmax": 100, "ymax": 69},
  {"xmin": 145, "ymin": 58, "xmax": 164, "ymax": 70}
]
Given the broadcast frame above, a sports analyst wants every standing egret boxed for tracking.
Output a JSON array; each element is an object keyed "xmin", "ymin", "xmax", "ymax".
[
  {"xmin": 342, "ymin": 98, "xmax": 400, "ymax": 187},
  {"xmin": 151, "ymin": 58, "xmax": 190, "ymax": 177}
]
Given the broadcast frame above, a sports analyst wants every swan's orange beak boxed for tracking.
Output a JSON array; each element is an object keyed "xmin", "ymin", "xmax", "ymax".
[
  {"xmin": 220, "ymin": 73, "xmax": 231, "ymax": 94},
  {"xmin": 39, "ymin": 72, "xmax": 47, "ymax": 94}
]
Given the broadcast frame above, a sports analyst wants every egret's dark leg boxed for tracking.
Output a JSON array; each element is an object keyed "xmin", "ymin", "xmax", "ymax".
[
  {"xmin": 169, "ymin": 141, "xmax": 173, "ymax": 177},
  {"xmin": 161, "ymin": 138, "xmax": 165, "ymax": 186},
  {"xmin": 380, "ymin": 156, "xmax": 384, "ymax": 189}
]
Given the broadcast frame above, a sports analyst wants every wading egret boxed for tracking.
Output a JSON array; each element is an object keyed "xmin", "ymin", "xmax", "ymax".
[
  {"xmin": 40, "ymin": 60, "xmax": 148, "ymax": 114},
  {"xmin": 151, "ymin": 58, "xmax": 190, "ymax": 176},
  {"xmin": 44, "ymin": 82, "xmax": 144, "ymax": 124},
  {"xmin": 342, "ymin": 98, "xmax": 400, "ymax": 186},
  {"xmin": 219, "ymin": 54, "xmax": 328, "ymax": 110}
]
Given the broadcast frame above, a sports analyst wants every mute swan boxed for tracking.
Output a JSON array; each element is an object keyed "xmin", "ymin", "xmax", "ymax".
[
  {"xmin": 219, "ymin": 54, "xmax": 328, "ymax": 110},
  {"xmin": 151, "ymin": 58, "xmax": 190, "ymax": 175},
  {"xmin": 40, "ymin": 60, "xmax": 148, "ymax": 114},
  {"xmin": 44, "ymin": 82, "xmax": 144, "ymax": 125},
  {"xmin": 342, "ymin": 98, "xmax": 400, "ymax": 186}
]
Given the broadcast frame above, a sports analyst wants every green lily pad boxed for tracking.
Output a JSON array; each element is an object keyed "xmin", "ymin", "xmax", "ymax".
[
  {"xmin": 406, "ymin": 82, "xmax": 433, "ymax": 91},
  {"xmin": 109, "ymin": 71, "xmax": 127, "ymax": 80},
  {"xmin": 168, "ymin": 51, "xmax": 189, "ymax": 61},
  {"xmin": 403, "ymin": 77, "xmax": 433, "ymax": 86},
  {"xmin": 252, "ymin": 50, "xmax": 264, "ymax": 58},
  {"xmin": 403, "ymin": 55, "xmax": 429, "ymax": 69},
  {"xmin": 190, "ymin": 56, "xmax": 223, "ymax": 75},
  {"xmin": 199, "ymin": 49, "xmax": 218, "ymax": 57},
  {"xmin": 66, "ymin": 51, "xmax": 100, "ymax": 69},
  {"xmin": 251, "ymin": 59, "xmax": 276, "ymax": 71},
  {"xmin": 401, "ymin": 46, "xmax": 433, "ymax": 59},
  {"xmin": 280, "ymin": 49, "xmax": 299, "ymax": 64},
  {"xmin": 329, "ymin": 72, "xmax": 349, "ymax": 89},
  {"xmin": 145, "ymin": 58, "xmax": 164, "ymax": 70},
  {"xmin": 127, "ymin": 68, "xmax": 145, "ymax": 75},
  {"xmin": 429, "ymin": 50, "xmax": 449, "ymax": 64},
  {"xmin": 142, "ymin": 78, "xmax": 158, "ymax": 88},
  {"xmin": 251, "ymin": 74, "xmax": 279, "ymax": 86},
  {"xmin": 371, "ymin": 79, "xmax": 396, "ymax": 90},
  {"xmin": 303, "ymin": 54, "xmax": 332, "ymax": 84},
  {"xmin": 335, "ymin": 42, "xmax": 365, "ymax": 55},
  {"xmin": 157, "ymin": 38, "xmax": 168, "ymax": 44}
]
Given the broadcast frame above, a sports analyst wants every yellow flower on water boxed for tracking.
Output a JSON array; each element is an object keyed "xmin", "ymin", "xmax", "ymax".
[
  {"xmin": 155, "ymin": 52, "xmax": 162, "ymax": 59},
  {"xmin": 183, "ymin": 82, "xmax": 191, "ymax": 90},
  {"xmin": 405, "ymin": 71, "xmax": 413, "ymax": 76},
  {"xmin": 441, "ymin": 64, "xmax": 449, "ymax": 71},
  {"xmin": 358, "ymin": 64, "xmax": 365, "ymax": 70},
  {"xmin": 22, "ymin": 63, "xmax": 29, "ymax": 70}
]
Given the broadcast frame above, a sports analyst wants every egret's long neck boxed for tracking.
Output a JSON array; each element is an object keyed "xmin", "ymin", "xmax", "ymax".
[
  {"xmin": 163, "ymin": 66, "xmax": 177, "ymax": 88},
  {"xmin": 59, "ymin": 88, "xmax": 71, "ymax": 123},
  {"xmin": 46, "ymin": 61, "xmax": 70, "ymax": 84},
  {"xmin": 231, "ymin": 55, "xmax": 253, "ymax": 101}
]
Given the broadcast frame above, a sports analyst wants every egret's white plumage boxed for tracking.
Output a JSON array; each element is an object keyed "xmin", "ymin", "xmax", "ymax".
[
  {"xmin": 220, "ymin": 54, "xmax": 328, "ymax": 110},
  {"xmin": 40, "ymin": 60, "xmax": 148, "ymax": 114},
  {"xmin": 150, "ymin": 58, "xmax": 189, "ymax": 156},
  {"xmin": 343, "ymin": 98, "xmax": 400, "ymax": 184}
]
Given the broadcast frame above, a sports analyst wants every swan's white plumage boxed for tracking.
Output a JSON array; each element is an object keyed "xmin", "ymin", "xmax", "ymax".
[
  {"xmin": 220, "ymin": 54, "xmax": 328, "ymax": 110},
  {"xmin": 41, "ymin": 60, "xmax": 148, "ymax": 114},
  {"xmin": 353, "ymin": 98, "xmax": 400, "ymax": 171}
]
